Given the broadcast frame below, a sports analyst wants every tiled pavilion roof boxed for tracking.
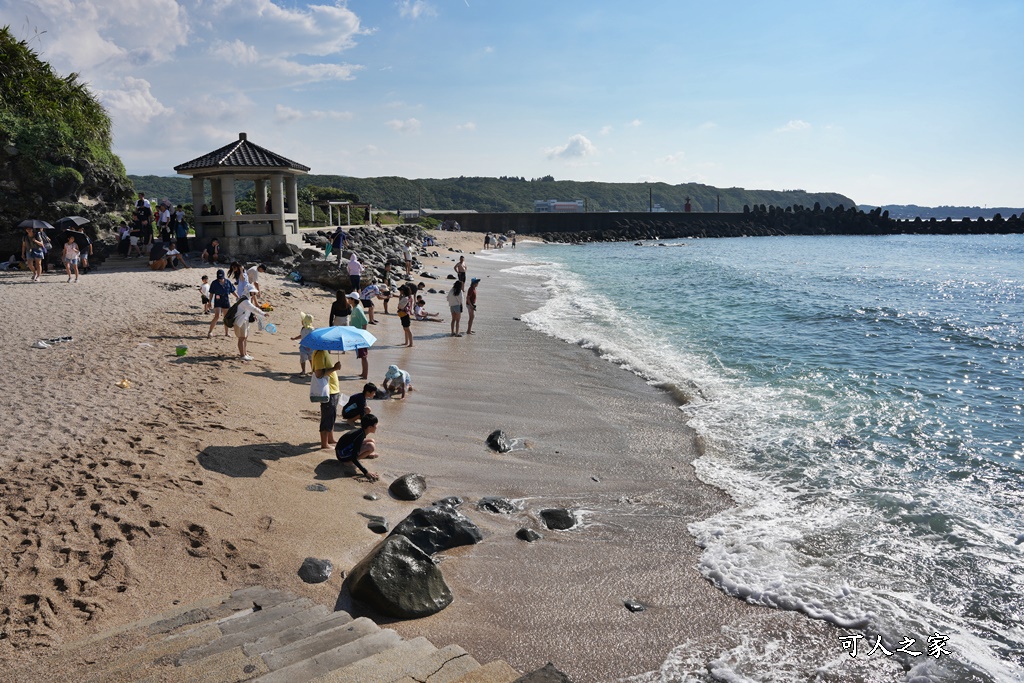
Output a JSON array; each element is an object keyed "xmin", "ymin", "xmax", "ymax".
[{"xmin": 174, "ymin": 133, "xmax": 310, "ymax": 173}]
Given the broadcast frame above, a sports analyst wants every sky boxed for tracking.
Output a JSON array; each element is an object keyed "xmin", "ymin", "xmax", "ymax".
[{"xmin": 1, "ymin": 0, "xmax": 1022, "ymax": 208}]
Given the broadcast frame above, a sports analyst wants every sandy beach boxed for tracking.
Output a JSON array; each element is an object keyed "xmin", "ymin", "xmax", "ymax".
[{"xmin": 0, "ymin": 230, "xmax": 885, "ymax": 682}]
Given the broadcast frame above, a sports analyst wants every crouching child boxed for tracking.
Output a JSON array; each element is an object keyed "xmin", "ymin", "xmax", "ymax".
[{"xmin": 335, "ymin": 414, "xmax": 380, "ymax": 482}]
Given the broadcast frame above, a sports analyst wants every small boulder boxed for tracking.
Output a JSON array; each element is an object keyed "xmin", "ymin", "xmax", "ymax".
[
  {"xmin": 478, "ymin": 497, "xmax": 516, "ymax": 514},
  {"xmin": 390, "ymin": 505, "xmax": 483, "ymax": 555},
  {"xmin": 516, "ymin": 528, "xmax": 542, "ymax": 543},
  {"xmin": 514, "ymin": 663, "xmax": 573, "ymax": 682},
  {"xmin": 486, "ymin": 430, "xmax": 513, "ymax": 453},
  {"xmin": 347, "ymin": 535, "xmax": 453, "ymax": 618},
  {"xmin": 540, "ymin": 508, "xmax": 576, "ymax": 530},
  {"xmin": 624, "ymin": 600, "xmax": 646, "ymax": 613},
  {"xmin": 389, "ymin": 473, "xmax": 427, "ymax": 501},
  {"xmin": 363, "ymin": 493, "xmax": 380, "ymax": 501},
  {"xmin": 297, "ymin": 557, "xmax": 333, "ymax": 584},
  {"xmin": 306, "ymin": 483, "xmax": 328, "ymax": 492},
  {"xmin": 432, "ymin": 496, "xmax": 464, "ymax": 509}
]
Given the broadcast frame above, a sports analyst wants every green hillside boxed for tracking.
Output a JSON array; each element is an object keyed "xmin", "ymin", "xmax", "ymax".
[{"xmin": 129, "ymin": 174, "xmax": 855, "ymax": 214}]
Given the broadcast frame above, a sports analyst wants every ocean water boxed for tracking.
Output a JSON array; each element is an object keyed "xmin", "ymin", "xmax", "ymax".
[{"xmin": 489, "ymin": 235, "xmax": 1024, "ymax": 683}]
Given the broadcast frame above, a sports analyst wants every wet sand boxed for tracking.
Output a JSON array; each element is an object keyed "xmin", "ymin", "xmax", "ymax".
[{"xmin": 0, "ymin": 232, "xmax": 884, "ymax": 682}]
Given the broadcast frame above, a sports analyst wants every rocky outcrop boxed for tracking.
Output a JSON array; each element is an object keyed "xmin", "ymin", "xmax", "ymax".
[
  {"xmin": 347, "ymin": 535, "xmax": 453, "ymax": 618},
  {"xmin": 389, "ymin": 505, "xmax": 483, "ymax": 556}
]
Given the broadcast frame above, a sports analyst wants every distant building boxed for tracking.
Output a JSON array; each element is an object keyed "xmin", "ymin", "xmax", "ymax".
[
  {"xmin": 534, "ymin": 199, "xmax": 584, "ymax": 213},
  {"xmin": 652, "ymin": 203, "xmax": 667, "ymax": 213}
]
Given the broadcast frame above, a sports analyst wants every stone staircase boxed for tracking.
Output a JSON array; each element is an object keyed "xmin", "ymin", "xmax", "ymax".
[{"xmin": 7, "ymin": 586, "xmax": 528, "ymax": 683}]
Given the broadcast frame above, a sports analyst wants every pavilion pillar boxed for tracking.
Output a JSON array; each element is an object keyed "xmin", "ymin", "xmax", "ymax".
[
  {"xmin": 255, "ymin": 179, "xmax": 268, "ymax": 214},
  {"xmin": 219, "ymin": 175, "xmax": 237, "ymax": 237},
  {"xmin": 209, "ymin": 178, "xmax": 222, "ymax": 213},
  {"xmin": 286, "ymin": 176, "xmax": 299, "ymax": 234},
  {"xmin": 270, "ymin": 174, "xmax": 285, "ymax": 236},
  {"xmin": 190, "ymin": 178, "xmax": 205, "ymax": 237}
]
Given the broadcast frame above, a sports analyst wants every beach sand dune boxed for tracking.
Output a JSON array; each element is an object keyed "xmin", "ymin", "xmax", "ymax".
[{"xmin": 0, "ymin": 234, "xmax": 888, "ymax": 682}]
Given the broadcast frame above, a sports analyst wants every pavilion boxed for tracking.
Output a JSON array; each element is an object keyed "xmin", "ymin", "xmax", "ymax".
[{"xmin": 173, "ymin": 132, "xmax": 309, "ymax": 253}]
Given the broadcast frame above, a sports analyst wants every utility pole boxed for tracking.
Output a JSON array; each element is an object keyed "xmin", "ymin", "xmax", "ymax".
[
  {"xmin": 649, "ymin": 185, "xmax": 652, "ymax": 213},
  {"xmin": 717, "ymin": 194, "xmax": 720, "ymax": 213}
]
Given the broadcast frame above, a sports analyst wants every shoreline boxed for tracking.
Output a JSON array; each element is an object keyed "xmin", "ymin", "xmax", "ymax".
[{"xmin": 0, "ymin": 231, "xmax": 892, "ymax": 682}]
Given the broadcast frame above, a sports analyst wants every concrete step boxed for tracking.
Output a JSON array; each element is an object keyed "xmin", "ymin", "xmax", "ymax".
[
  {"xmin": 176, "ymin": 602, "xmax": 329, "ymax": 665},
  {"xmin": 214, "ymin": 597, "xmax": 317, "ymax": 638},
  {"xmin": 452, "ymin": 660, "xmax": 523, "ymax": 683},
  {"xmin": 242, "ymin": 610, "xmax": 354, "ymax": 658},
  {"xmin": 393, "ymin": 644, "xmax": 482, "ymax": 683},
  {"xmin": 311, "ymin": 636, "xmax": 438, "ymax": 683},
  {"xmin": 254, "ymin": 629, "xmax": 404, "ymax": 683},
  {"xmin": 260, "ymin": 616, "xmax": 380, "ymax": 671}
]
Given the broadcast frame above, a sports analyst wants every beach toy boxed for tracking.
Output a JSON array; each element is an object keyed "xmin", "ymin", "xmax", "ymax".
[
  {"xmin": 175, "ymin": 344, "xmax": 188, "ymax": 356},
  {"xmin": 264, "ymin": 323, "xmax": 277, "ymax": 334},
  {"xmin": 116, "ymin": 379, "xmax": 131, "ymax": 389}
]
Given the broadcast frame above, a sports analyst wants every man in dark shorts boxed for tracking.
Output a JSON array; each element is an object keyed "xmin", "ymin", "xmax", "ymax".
[
  {"xmin": 207, "ymin": 269, "xmax": 236, "ymax": 337},
  {"xmin": 359, "ymin": 283, "xmax": 382, "ymax": 324}
]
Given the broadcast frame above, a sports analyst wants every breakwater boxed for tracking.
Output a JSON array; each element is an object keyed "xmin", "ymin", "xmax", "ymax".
[{"xmin": 431, "ymin": 206, "xmax": 1024, "ymax": 243}]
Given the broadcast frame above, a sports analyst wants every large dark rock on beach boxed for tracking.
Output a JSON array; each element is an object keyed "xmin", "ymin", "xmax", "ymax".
[
  {"xmin": 540, "ymin": 508, "xmax": 576, "ymax": 530},
  {"xmin": 390, "ymin": 506, "xmax": 483, "ymax": 556},
  {"xmin": 486, "ymin": 429, "xmax": 514, "ymax": 453},
  {"xmin": 347, "ymin": 535, "xmax": 453, "ymax": 618},
  {"xmin": 297, "ymin": 557, "xmax": 333, "ymax": 583},
  {"xmin": 389, "ymin": 473, "xmax": 427, "ymax": 500}
]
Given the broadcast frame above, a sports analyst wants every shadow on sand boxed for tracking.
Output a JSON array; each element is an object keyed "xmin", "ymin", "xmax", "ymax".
[{"xmin": 197, "ymin": 442, "xmax": 313, "ymax": 478}]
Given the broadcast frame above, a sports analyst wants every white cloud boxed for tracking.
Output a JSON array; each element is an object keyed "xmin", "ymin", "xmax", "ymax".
[
  {"xmin": 629, "ymin": 119, "xmax": 642, "ymax": 127},
  {"xmin": 697, "ymin": 121, "xmax": 718, "ymax": 131},
  {"xmin": 386, "ymin": 118, "xmax": 422, "ymax": 134},
  {"xmin": 398, "ymin": 0, "xmax": 437, "ymax": 19},
  {"xmin": 484, "ymin": 46, "xmax": 494, "ymax": 54},
  {"xmin": 270, "ymin": 58, "xmax": 361, "ymax": 82},
  {"xmin": 456, "ymin": 122, "xmax": 476, "ymax": 131},
  {"xmin": 776, "ymin": 119, "xmax": 811, "ymax": 133},
  {"xmin": 658, "ymin": 152, "xmax": 685, "ymax": 165},
  {"xmin": 274, "ymin": 104, "xmax": 354, "ymax": 123},
  {"xmin": 210, "ymin": 39, "xmax": 260, "ymax": 65},
  {"xmin": 96, "ymin": 77, "xmax": 172, "ymax": 124},
  {"xmin": 546, "ymin": 134, "xmax": 596, "ymax": 160},
  {"xmin": 599, "ymin": 125, "xmax": 613, "ymax": 136}
]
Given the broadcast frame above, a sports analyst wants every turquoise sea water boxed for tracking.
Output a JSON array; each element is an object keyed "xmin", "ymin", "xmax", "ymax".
[{"xmin": 493, "ymin": 235, "xmax": 1024, "ymax": 682}]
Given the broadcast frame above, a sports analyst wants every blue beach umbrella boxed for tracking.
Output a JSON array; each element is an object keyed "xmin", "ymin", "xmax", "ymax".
[{"xmin": 299, "ymin": 326, "xmax": 377, "ymax": 352}]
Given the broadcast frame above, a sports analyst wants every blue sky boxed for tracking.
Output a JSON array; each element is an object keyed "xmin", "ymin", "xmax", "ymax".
[{"xmin": 2, "ymin": 0, "xmax": 1021, "ymax": 207}]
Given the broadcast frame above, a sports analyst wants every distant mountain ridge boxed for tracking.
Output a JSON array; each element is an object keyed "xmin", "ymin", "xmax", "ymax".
[
  {"xmin": 860, "ymin": 204, "xmax": 1024, "ymax": 220},
  {"xmin": 128, "ymin": 174, "xmax": 855, "ymax": 214}
]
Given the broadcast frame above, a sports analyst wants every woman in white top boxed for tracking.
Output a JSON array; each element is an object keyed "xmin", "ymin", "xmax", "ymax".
[
  {"xmin": 232, "ymin": 294, "xmax": 267, "ymax": 362},
  {"xmin": 348, "ymin": 253, "xmax": 363, "ymax": 292},
  {"xmin": 446, "ymin": 280, "xmax": 465, "ymax": 337}
]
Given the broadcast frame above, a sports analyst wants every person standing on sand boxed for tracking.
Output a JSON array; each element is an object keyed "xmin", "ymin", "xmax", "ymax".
[
  {"xmin": 397, "ymin": 284, "xmax": 414, "ymax": 347},
  {"xmin": 329, "ymin": 289, "xmax": 352, "ymax": 327},
  {"xmin": 348, "ymin": 252, "xmax": 362, "ymax": 292},
  {"xmin": 447, "ymin": 280, "xmax": 465, "ymax": 337},
  {"xmin": 454, "ymin": 255, "xmax": 467, "ymax": 284},
  {"xmin": 22, "ymin": 226, "xmax": 45, "ymax": 282},
  {"xmin": 465, "ymin": 277, "xmax": 480, "ymax": 334},
  {"xmin": 231, "ymin": 293, "xmax": 266, "ymax": 362},
  {"xmin": 207, "ymin": 269, "xmax": 236, "ymax": 337},
  {"xmin": 62, "ymin": 233, "xmax": 81, "ymax": 282},
  {"xmin": 311, "ymin": 348, "xmax": 342, "ymax": 449},
  {"xmin": 403, "ymin": 241, "xmax": 413, "ymax": 276}
]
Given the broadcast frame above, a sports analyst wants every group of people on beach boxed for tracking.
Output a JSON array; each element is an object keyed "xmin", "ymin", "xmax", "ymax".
[
  {"xmin": 202, "ymin": 262, "xmax": 269, "ymax": 362},
  {"xmin": 18, "ymin": 225, "xmax": 94, "ymax": 283},
  {"xmin": 482, "ymin": 232, "xmax": 515, "ymax": 249}
]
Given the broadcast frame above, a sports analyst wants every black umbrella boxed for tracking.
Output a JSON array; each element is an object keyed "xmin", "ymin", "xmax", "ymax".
[
  {"xmin": 57, "ymin": 216, "xmax": 90, "ymax": 228},
  {"xmin": 17, "ymin": 219, "xmax": 56, "ymax": 231}
]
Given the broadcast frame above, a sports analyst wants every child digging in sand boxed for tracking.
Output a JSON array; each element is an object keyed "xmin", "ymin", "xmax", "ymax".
[
  {"xmin": 290, "ymin": 312, "xmax": 315, "ymax": 375},
  {"xmin": 335, "ymin": 414, "xmax": 380, "ymax": 481},
  {"xmin": 342, "ymin": 383, "xmax": 376, "ymax": 425},
  {"xmin": 382, "ymin": 364, "xmax": 413, "ymax": 399}
]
